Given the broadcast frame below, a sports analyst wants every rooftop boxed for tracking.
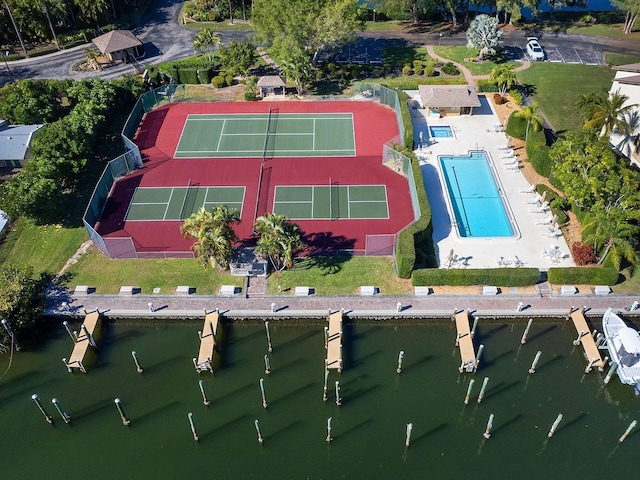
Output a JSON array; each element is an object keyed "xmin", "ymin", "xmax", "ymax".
[{"xmin": 0, "ymin": 123, "xmax": 44, "ymax": 161}]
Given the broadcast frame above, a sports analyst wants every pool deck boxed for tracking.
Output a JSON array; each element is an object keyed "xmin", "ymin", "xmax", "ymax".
[{"xmin": 408, "ymin": 92, "xmax": 573, "ymax": 271}]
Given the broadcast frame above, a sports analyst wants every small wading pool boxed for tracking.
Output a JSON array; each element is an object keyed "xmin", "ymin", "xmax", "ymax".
[
  {"xmin": 439, "ymin": 150, "xmax": 514, "ymax": 237},
  {"xmin": 429, "ymin": 125, "xmax": 454, "ymax": 138}
]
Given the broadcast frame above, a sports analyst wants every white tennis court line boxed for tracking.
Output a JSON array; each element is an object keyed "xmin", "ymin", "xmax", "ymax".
[
  {"xmin": 216, "ymin": 119, "xmax": 226, "ymax": 152},
  {"xmin": 163, "ymin": 187, "xmax": 175, "ymax": 220},
  {"xmin": 312, "ymin": 118, "xmax": 316, "ymax": 151},
  {"xmin": 347, "ymin": 185, "xmax": 351, "ymax": 218}
]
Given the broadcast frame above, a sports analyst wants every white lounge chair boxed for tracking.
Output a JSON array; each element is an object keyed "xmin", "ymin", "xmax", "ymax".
[
  {"xmin": 505, "ymin": 163, "xmax": 520, "ymax": 171},
  {"xmin": 526, "ymin": 195, "xmax": 542, "ymax": 204},
  {"xmin": 541, "ymin": 229, "xmax": 562, "ymax": 238},
  {"xmin": 502, "ymin": 152, "xmax": 516, "ymax": 158},
  {"xmin": 496, "ymin": 144, "xmax": 511, "ymax": 150},
  {"xmin": 519, "ymin": 184, "xmax": 535, "ymax": 194},
  {"xmin": 529, "ymin": 205, "xmax": 549, "ymax": 213},
  {"xmin": 536, "ymin": 215, "xmax": 554, "ymax": 225},
  {"xmin": 514, "ymin": 256, "xmax": 524, "ymax": 267}
]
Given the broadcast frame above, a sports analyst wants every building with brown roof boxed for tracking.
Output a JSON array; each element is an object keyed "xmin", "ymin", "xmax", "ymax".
[
  {"xmin": 417, "ymin": 85, "xmax": 481, "ymax": 116},
  {"xmin": 257, "ymin": 76, "xmax": 286, "ymax": 98},
  {"xmin": 92, "ymin": 30, "xmax": 144, "ymax": 63}
]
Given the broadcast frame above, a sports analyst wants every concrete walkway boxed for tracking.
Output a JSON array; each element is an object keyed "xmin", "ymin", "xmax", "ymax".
[{"xmin": 425, "ymin": 45, "xmax": 531, "ymax": 88}]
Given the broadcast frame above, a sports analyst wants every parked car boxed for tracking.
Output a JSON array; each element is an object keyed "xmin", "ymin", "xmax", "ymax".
[{"xmin": 526, "ymin": 37, "xmax": 545, "ymax": 61}]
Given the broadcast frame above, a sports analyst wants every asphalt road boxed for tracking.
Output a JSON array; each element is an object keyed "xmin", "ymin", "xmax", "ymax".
[{"xmin": 1, "ymin": 3, "xmax": 639, "ymax": 86}]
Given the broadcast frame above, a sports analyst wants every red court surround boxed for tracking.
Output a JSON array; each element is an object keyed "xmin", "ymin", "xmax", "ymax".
[{"xmin": 96, "ymin": 101, "xmax": 415, "ymax": 255}]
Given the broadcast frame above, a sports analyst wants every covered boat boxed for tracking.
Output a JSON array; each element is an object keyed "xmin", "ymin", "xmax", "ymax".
[{"xmin": 602, "ymin": 308, "xmax": 640, "ymax": 392}]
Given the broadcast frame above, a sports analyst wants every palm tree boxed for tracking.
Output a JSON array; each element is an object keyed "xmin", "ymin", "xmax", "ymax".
[
  {"xmin": 584, "ymin": 89, "xmax": 638, "ymax": 136},
  {"xmin": 192, "ymin": 27, "xmax": 221, "ymax": 62},
  {"xmin": 254, "ymin": 212, "xmax": 302, "ymax": 271},
  {"xmin": 489, "ymin": 64, "xmax": 518, "ymax": 96},
  {"xmin": 180, "ymin": 205, "xmax": 239, "ymax": 270},
  {"xmin": 514, "ymin": 103, "xmax": 544, "ymax": 143},
  {"xmin": 582, "ymin": 208, "xmax": 638, "ymax": 270}
]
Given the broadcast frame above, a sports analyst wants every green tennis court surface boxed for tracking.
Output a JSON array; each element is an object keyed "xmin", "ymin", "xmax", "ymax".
[
  {"xmin": 126, "ymin": 186, "xmax": 245, "ymax": 221},
  {"xmin": 273, "ymin": 185, "xmax": 388, "ymax": 219},
  {"xmin": 175, "ymin": 113, "xmax": 356, "ymax": 158}
]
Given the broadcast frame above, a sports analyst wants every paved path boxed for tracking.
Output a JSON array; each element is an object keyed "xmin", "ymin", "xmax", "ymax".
[{"xmin": 48, "ymin": 289, "xmax": 639, "ymax": 320}]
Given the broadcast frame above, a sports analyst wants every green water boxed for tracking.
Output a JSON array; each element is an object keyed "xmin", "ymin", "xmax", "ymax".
[{"xmin": 1, "ymin": 318, "xmax": 639, "ymax": 479}]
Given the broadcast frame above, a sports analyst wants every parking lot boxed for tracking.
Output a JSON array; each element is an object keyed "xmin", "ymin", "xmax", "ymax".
[{"xmin": 505, "ymin": 44, "xmax": 604, "ymax": 65}]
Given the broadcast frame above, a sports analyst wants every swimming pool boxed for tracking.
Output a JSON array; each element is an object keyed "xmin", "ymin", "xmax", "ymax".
[
  {"xmin": 429, "ymin": 125, "xmax": 454, "ymax": 138},
  {"xmin": 439, "ymin": 151, "xmax": 515, "ymax": 237}
]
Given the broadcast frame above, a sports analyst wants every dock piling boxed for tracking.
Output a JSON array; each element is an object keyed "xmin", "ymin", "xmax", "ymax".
[
  {"xmin": 265, "ymin": 321, "xmax": 273, "ymax": 352},
  {"xmin": 521, "ymin": 319, "xmax": 533, "ymax": 344},
  {"xmin": 131, "ymin": 351, "xmax": 144, "ymax": 374},
  {"xmin": 114, "ymin": 398, "xmax": 131, "ymax": 426},
  {"xmin": 477, "ymin": 377, "xmax": 489, "ymax": 404},
  {"xmin": 335, "ymin": 381, "xmax": 342, "ymax": 406},
  {"xmin": 31, "ymin": 394, "xmax": 53, "ymax": 424},
  {"xmin": 547, "ymin": 413, "xmax": 563, "ymax": 438},
  {"xmin": 51, "ymin": 398, "xmax": 71, "ymax": 424},
  {"xmin": 188, "ymin": 412, "xmax": 198, "ymax": 441},
  {"xmin": 260, "ymin": 378, "xmax": 268, "ymax": 408},
  {"xmin": 483, "ymin": 414, "xmax": 494, "ymax": 439},
  {"xmin": 326, "ymin": 417, "xmax": 332, "ymax": 443},
  {"xmin": 471, "ymin": 316, "xmax": 478, "ymax": 337},
  {"xmin": 62, "ymin": 321, "xmax": 77, "ymax": 343},
  {"xmin": 619, "ymin": 420, "xmax": 637, "ymax": 443},
  {"xmin": 255, "ymin": 419, "xmax": 263, "ymax": 444},
  {"xmin": 405, "ymin": 423, "xmax": 413, "ymax": 447},
  {"xmin": 264, "ymin": 354, "xmax": 271, "ymax": 375},
  {"xmin": 604, "ymin": 362, "xmax": 618, "ymax": 384},
  {"xmin": 396, "ymin": 350, "xmax": 404, "ymax": 374},
  {"xmin": 464, "ymin": 379, "xmax": 475, "ymax": 405},
  {"xmin": 323, "ymin": 366, "xmax": 329, "ymax": 401},
  {"xmin": 529, "ymin": 351, "xmax": 542, "ymax": 374},
  {"xmin": 199, "ymin": 379, "xmax": 210, "ymax": 406}
]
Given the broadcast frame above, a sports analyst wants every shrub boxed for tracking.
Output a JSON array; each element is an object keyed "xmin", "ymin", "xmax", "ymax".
[
  {"xmin": 412, "ymin": 60, "xmax": 423, "ymax": 69},
  {"xmin": 571, "ymin": 242, "xmax": 597, "ymax": 266},
  {"xmin": 402, "ymin": 65, "xmax": 412, "ymax": 76},
  {"xmin": 441, "ymin": 62, "xmax": 460, "ymax": 76},
  {"xmin": 197, "ymin": 67, "xmax": 214, "ymax": 84},
  {"xmin": 414, "ymin": 65, "xmax": 423, "ymax": 76},
  {"xmin": 211, "ymin": 75, "xmax": 226, "ymax": 88},
  {"xmin": 493, "ymin": 93, "xmax": 506, "ymax": 104},
  {"xmin": 423, "ymin": 63, "xmax": 435, "ymax": 77},
  {"xmin": 526, "ymin": 128, "xmax": 551, "ymax": 177},
  {"xmin": 177, "ymin": 68, "xmax": 199, "ymax": 84},
  {"xmin": 506, "ymin": 114, "xmax": 526, "ymax": 139},
  {"xmin": 477, "ymin": 80, "xmax": 499, "ymax": 92},
  {"xmin": 225, "ymin": 75, "xmax": 234, "ymax": 86},
  {"xmin": 509, "ymin": 88, "xmax": 524, "ymax": 105},
  {"xmin": 412, "ymin": 268, "xmax": 541, "ymax": 286},
  {"xmin": 547, "ymin": 266, "xmax": 619, "ymax": 286},
  {"xmin": 244, "ymin": 90, "xmax": 257, "ymax": 101}
]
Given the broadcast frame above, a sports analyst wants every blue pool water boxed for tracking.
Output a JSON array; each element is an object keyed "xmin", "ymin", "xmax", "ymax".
[
  {"xmin": 439, "ymin": 151, "xmax": 514, "ymax": 237},
  {"xmin": 429, "ymin": 125, "xmax": 453, "ymax": 138}
]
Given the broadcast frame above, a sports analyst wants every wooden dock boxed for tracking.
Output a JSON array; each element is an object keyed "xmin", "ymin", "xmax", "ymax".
[
  {"xmin": 326, "ymin": 310, "xmax": 343, "ymax": 372},
  {"xmin": 195, "ymin": 310, "xmax": 219, "ymax": 373},
  {"xmin": 63, "ymin": 311, "xmax": 100, "ymax": 373},
  {"xmin": 569, "ymin": 309, "xmax": 605, "ymax": 372},
  {"xmin": 454, "ymin": 310, "xmax": 478, "ymax": 372}
]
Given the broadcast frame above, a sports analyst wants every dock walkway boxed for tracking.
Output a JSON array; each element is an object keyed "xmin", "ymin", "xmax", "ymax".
[
  {"xmin": 569, "ymin": 309, "xmax": 605, "ymax": 372},
  {"xmin": 195, "ymin": 310, "xmax": 219, "ymax": 373},
  {"xmin": 454, "ymin": 310, "xmax": 478, "ymax": 372},
  {"xmin": 63, "ymin": 311, "xmax": 100, "ymax": 373},
  {"xmin": 326, "ymin": 310, "xmax": 343, "ymax": 372}
]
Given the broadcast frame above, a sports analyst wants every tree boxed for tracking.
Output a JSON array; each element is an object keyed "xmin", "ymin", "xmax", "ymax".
[
  {"xmin": 192, "ymin": 27, "xmax": 221, "ymax": 62},
  {"xmin": 611, "ymin": 0, "xmax": 640, "ymax": 34},
  {"xmin": 489, "ymin": 64, "xmax": 518, "ymax": 95},
  {"xmin": 0, "ymin": 265, "xmax": 45, "ymax": 343},
  {"xmin": 180, "ymin": 205, "xmax": 240, "ymax": 270},
  {"xmin": 466, "ymin": 14, "xmax": 503, "ymax": 60},
  {"xmin": 582, "ymin": 208, "xmax": 639, "ymax": 269},
  {"xmin": 217, "ymin": 41, "xmax": 259, "ymax": 76},
  {"xmin": 280, "ymin": 47, "xmax": 314, "ymax": 95},
  {"xmin": 514, "ymin": 102, "xmax": 543, "ymax": 143},
  {"xmin": 254, "ymin": 212, "xmax": 303, "ymax": 271},
  {"xmin": 373, "ymin": 0, "xmax": 429, "ymax": 25},
  {"xmin": 574, "ymin": 90, "xmax": 607, "ymax": 125},
  {"xmin": 0, "ymin": 79, "xmax": 69, "ymax": 124},
  {"xmin": 583, "ymin": 89, "xmax": 638, "ymax": 136}
]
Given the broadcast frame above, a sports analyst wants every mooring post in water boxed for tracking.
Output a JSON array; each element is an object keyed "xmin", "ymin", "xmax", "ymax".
[
  {"xmin": 585, "ymin": 357, "xmax": 597, "ymax": 374},
  {"xmin": 323, "ymin": 364, "xmax": 329, "ymax": 401},
  {"xmin": 604, "ymin": 362, "xmax": 617, "ymax": 384},
  {"xmin": 265, "ymin": 321, "xmax": 273, "ymax": 352},
  {"xmin": 547, "ymin": 413, "xmax": 563, "ymax": 438},
  {"xmin": 255, "ymin": 419, "xmax": 263, "ymax": 444},
  {"xmin": 521, "ymin": 318, "xmax": 533, "ymax": 344},
  {"xmin": 464, "ymin": 379, "xmax": 475, "ymax": 405},
  {"xmin": 260, "ymin": 378, "xmax": 268, "ymax": 408},
  {"xmin": 474, "ymin": 344, "xmax": 484, "ymax": 372},
  {"xmin": 326, "ymin": 417, "xmax": 332, "ymax": 443},
  {"xmin": 619, "ymin": 420, "xmax": 637, "ymax": 443},
  {"xmin": 335, "ymin": 381, "xmax": 341, "ymax": 406},
  {"xmin": 51, "ymin": 398, "xmax": 70, "ymax": 424},
  {"xmin": 199, "ymin": 379, "xmax": 210, "ymax": 406},
  {"xmin": 573, "ymin": 331, "xmax": 586, "ymax": 346},
  {"xmin": 264, "ymin": 354, "xmax": 271, "ymax": 375},
  {"xmin": 114, "ymin": 398, "xmax": 131, "ymax": 426},
  {"xmin": 62, "ymin": 321, "xmax": 77, "ymax": 343},
  {"xmin": 324, "ymin": 326, "xmax": 329, "ymax": 349},
  {"xmin": 397, "ymin": 350, "xmax": 404, "ymax": 374},
  {"xmin": 31, "ymin": 394, "xmax": 53, "ymax": 424},
  {"xmin": 529, "ymin": 351, "xmax": 542, "ymax": 374},
  {"xmin": 471, "ymin": 316, "xmax": 478, "ymax": 338},
  {"xmin": 483, "ymin": 414, "xmax": 494, "ymax": 439},
  {"xmin": 131, "ymin": 351, "xmax": 144, "ymax": 374},
  {"xmin": 405, "ymin": 423, "xmax": 413, "ymax": 447},
  {"xmin": 188, "ymin": 412, "xmax": 198, "ymax": 441},
  {"xmin": 477, "ymin": 377, "xmax": 489, "ymax": 404}
]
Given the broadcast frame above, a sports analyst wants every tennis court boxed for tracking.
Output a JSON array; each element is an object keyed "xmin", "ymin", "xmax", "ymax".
[
  {"xmin": 174, "ymin": 112, "xmax": 356, "ymax": 158},
  {"xmin": 273, "ymin": 185, "xmax": 389, "ymax": 220},
  {"xmin": 125, "ymin": 186, "xmax": 245, "ymax": 221}
]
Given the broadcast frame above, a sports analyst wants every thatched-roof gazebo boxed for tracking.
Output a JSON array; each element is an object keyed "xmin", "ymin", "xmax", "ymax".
[
  {"xmin": 92, "ymin": 30, "xmax": 144, "ymax": 63},
  {"xmin": 257, "ymin": 76, "xmax": 286, "ymax": 98},
  {"xmin": 418, "ymin": 85, "xmax": 481, "ymax": 116}
]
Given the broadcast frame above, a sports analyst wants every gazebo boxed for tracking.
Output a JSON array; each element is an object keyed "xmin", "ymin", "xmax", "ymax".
[
  {"xmin": 92, "ymin": 30, "xmax": 144, "ymax": 63},
  {"xmin": 418, "ymin": 85, "xmax": 481, "ymax": 116},
  {"xmin": 257, "ymin": 76, "xmax": 286, "ymax": 98}
]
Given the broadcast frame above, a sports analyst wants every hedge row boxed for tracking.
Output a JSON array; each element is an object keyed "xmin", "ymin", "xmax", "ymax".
[
  {"xmin": 161, "ymin": 66, "xmax": 217, "ymax": 84},
  {"xmin": 547, "ymin": 266, "xmax": 619, "ymax": 286},
  {"xmin": 412, "ymin": 268, "xmax": 541, "ymax": 286},
  {"xmin": 392, "ymin": 89, "xmax": 434, "ymax": 278}
]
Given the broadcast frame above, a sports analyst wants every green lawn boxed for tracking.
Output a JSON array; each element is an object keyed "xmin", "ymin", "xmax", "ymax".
[
  {"xmin": 517, "ymin": 63, "xmax": 615, "ymax": 132},
  {"xmin": 432, "ymin": 46, "xmax": 517, "ymax": 76},
  {"xmin": 267, "ymin": 256, "xmax": 412, "ymax": 295},
  {"xmin": 383, "ymin": 46, "xmax": 430, "ymax": 68},
  {"xmin": 0, "ymin": 218, "xmax": 87, "ymax": 275},
  {"xmin": 182, "ymin": 21, "xmax": 253, "ymax": 31},
  {"xmin": 604, "ymin": 52, "xmax": 640, "ymax": 66},
  {"xmin": 376, "ymin": 76, "xmax": 466, "ymax": 89},
  {"xmin": 61, "ymin": 249, "xmax": 244, "ymax": 295}
]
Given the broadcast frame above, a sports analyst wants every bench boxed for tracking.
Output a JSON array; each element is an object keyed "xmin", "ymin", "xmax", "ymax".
[
  {"xmin": 119, "ymin": 286, "xmax": 140, "ymax": 295},
  {"xmin": 594, "ymin": 285, "xmax": 611, "ymax": 295},
  {"xmin": 295, "ymin": 286, "xmax": 312, "ymax": 296},
  {"xmin": 483, "ymin": 286, "xmax": 499, "ymax": 296},
  {"xmin": 176, "ymin": 286, "xmax": 194, "ymax": 295},
  {"xmin": 74, "ymin": 285, "xmax": 94, "ymax": 295},
  {"xmin": 414, "ymin": 286, "xmax": 431, "ymax": 296},
  {"xmin": 220, "ymin": 285, "xmax": 236, "ymax": 296},
  {"xmin": 560, "ymin": 285, "xmax": 577, "ymax": 296},
  {"xmin": 360, "ymin": 286, "xmax": 377, "ymax": 296}
]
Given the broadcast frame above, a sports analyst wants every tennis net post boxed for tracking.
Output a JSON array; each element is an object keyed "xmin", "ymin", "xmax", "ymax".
[{"xmin": 179, "ymin": 179, "xmax": 192, "ymax": 220}]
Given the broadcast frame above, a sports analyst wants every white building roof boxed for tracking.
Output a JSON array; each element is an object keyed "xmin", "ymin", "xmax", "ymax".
[{"xmin": 0, "ymin": 123, "xmax": 44, "ymax": 161}]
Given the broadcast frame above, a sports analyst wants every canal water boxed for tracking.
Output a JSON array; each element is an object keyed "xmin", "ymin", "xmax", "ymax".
[{"xmin": 1, "ymin": 317, "xmax": 638, "ymax": 479}]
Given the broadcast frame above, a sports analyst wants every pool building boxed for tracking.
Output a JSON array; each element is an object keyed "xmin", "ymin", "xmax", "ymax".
[{"xmin": 417, "ymin": 85, "xmax": 481, "ymax": 116}]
